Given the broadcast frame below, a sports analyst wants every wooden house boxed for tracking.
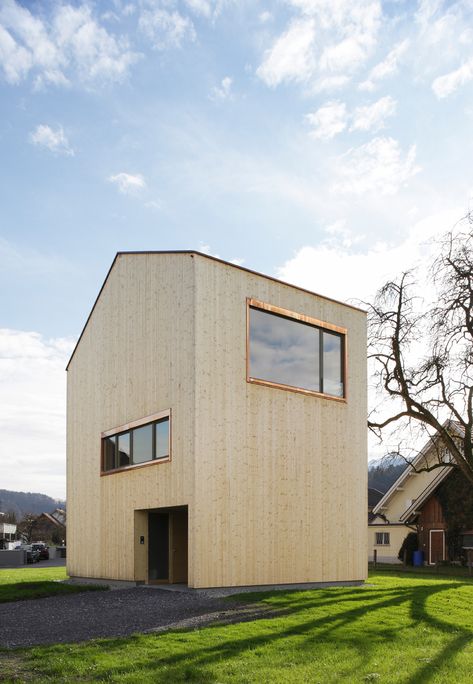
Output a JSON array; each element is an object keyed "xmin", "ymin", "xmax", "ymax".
[
  {"xmin": 369, "ymin": 425, "xmax": 468, "ymax": 565},
  {"xmin": 67, "ymin": 251, "xmax": 367, "ymax": 588}
]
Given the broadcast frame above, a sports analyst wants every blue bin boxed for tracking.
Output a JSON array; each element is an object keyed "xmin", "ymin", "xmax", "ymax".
[{"xmin": 413, "ymin": 550, "xmax": 424, "ymax": 567}]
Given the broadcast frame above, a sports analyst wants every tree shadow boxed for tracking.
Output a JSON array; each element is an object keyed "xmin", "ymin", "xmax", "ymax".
[{"xmin": 21, "ymin": 578, "xmax": 473, "ymax": 683}]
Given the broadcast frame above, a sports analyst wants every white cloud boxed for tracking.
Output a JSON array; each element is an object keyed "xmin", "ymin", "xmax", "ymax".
[
  {"xmin": 359, "ymin": 39, "xmax": 409, "ymax": 91},
  {"xmin": 350, "ymin": 95, "xmax": 397, "ymax": 132},
  {"xmin": 184, "ymin": 0, "xmax": 212, "ymax": 18},
  {"xmin": 0, "ymin": 24, "xmax": 32, "ymax": 84},
  {"xmin": 0, "ymin": 0, "xmax": 139, "ymax": 88},
  {"xmin": 315, "ymin": 74, "xmax": 349, "ymax": 91},
  {"xmin": 259, "ymin": 11, "xmax": 273, "ymax": 24},
  {"xmin": 257, "ymin": 0, "xmax": 381, "ymax": 91},
  {"xmin": 413, "ymin": 0, "xmax": 473, "ymax": 89},
  {"xmin": 306, "ymin": 101, "xmax": 347, "ymax": 140},
  {"xmin": 209, "ymin": 75, "xmax": 233, "ymax": 102},
  {"xmin": 319, "ymin": 36, "xmax": 368, "ymax": 74},
  {"xmin": 256, "ymin": 18, "xmax": 316, "ymax": 87},
  {"xmin": 432, "ymin": 57, "xmax": 473, "ymax": 98},
  {"xmin": 306, "ymin": 96, "xmax": 396, "ymax": 140},
  {"xmin": 139, "ymin": 7, "xmax": 195, "ymax": 50},
  {"xmin": 0, "ymin": 329, "xmax": 75, "ymax": 499},
  {"xmin": 122, "ymin": 4, "xmax": 136, "ymax": 18},
  {"xmin": 332, "ymin": 137, "xmax": 420, "ymax": 196},
  {"xmin": 29, "ymin": 124, "xmax": 74, "ymax": 156},
  {"xmin": 277, "ymin": 207, "xmax": 460, "ymax": 316},
  {"xmin": 108, "ymin": 172, "xmax": 147, "ymax": 194}
]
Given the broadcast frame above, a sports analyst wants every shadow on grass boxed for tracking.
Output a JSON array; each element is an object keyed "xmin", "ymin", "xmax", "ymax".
[{"xmin": 14, "ymin": 578, "xmax": 473, "ymax": 683}]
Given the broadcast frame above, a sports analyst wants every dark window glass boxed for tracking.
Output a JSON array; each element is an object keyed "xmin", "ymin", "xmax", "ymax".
[
  {"xmin": 104, "ymin": 437, "xmax": 116, "ymax": 470},
  {"xmin": 133, "ymin": 423, "xmax": 153, "ymax": 464},
  {"xmin": 249, "ymin": 305, "xmax": 345, "ymax": 398},
  {"xmin": 117, "ymin": 432, "xmax": 131, "ymax": 468},
  {"xmin": 102, "ymin": 415, "xmax": 170, "ymax": 472},
  {"xmin": 322, "ymin": 331, "xmax": 343, "ymax": 397},
  {"xmin": 155, "ymin": 419, "xmax": 169, "ymax": 459},
  {"xmin": 249, "ymin": 307, "xmax": 320, "ymax": 392}
]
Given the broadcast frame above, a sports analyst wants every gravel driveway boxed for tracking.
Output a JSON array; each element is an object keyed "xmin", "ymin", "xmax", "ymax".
[{"xmin": 0, "ymin": 586, "xmax": 272, "ymax": 649}]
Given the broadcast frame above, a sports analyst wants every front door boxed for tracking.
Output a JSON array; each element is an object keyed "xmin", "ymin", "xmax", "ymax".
[
  {"xmin": 170, "ymin": 510, "xmax": 188, "ymax": 583},
  {"xmin": 148, "ymin": 507, "xmax": 188, "ymax": 584},
  {"xmin": 148, "ymin": 512, "xmax": 169, "ymax": 582},
  {"xmin": 429, "ymin": 529, "xmax": 445, "ymax": 564}
]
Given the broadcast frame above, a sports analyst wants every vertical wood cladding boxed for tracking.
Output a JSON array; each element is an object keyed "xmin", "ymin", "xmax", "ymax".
[
  {"xmin": 67, "ymin": 252, "xmax": 367, "ymax": 587},
  {"xmin": 192, "ymin": 255, "xmax": 367, "ymax": 587},
  {"xmin": 67, "ymin": 253, "xmax": 196, "ymax": 582}
]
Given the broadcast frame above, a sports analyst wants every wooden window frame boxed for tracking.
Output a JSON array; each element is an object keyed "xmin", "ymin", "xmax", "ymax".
[
  {"xmin": 246, "ymin": 298, "xmax": 347, "ymax": 402},
  {"xmin": 100, "ymin": 409, "xmax": 171, "ymax": 476}
]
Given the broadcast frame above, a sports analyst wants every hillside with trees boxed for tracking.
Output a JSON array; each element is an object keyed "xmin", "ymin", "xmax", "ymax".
[
  {"xmin": 0, "ymin": 489, "xmax": 65, "ymax": 521},
  {"xmin": 368, "ymin": 459, "xmax": 405, "ymax": 493}
]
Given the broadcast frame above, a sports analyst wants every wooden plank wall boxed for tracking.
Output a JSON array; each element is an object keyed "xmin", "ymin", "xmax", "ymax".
[
  {"xmin": 192, "ymin": 255, "xmax": 367, "ymax": 587},
  {"xmin": 67, "ymin": 253, "xmax": 196, "ymax": 582}
]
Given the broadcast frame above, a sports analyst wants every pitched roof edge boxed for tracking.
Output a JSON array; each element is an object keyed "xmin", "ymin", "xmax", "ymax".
[
  {"xmin": 399, "ymin": 466, "xmax": 452, "ymax": 522},
  {"xmin": 372, "ymin": 421, "xmax": 463, "ymax": 515},
  {"xmin": 66, "ymin": 250, "xmax": 367, "ymax": 370},
  {"xmin": 66, "ymin": 253, "xmax": 120, "ymax": 370}
]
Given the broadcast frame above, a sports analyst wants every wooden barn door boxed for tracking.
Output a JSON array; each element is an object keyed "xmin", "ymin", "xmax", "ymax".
[{"xmin": 429, "ymin": 529, "xmax": 445, "ymax": 565}]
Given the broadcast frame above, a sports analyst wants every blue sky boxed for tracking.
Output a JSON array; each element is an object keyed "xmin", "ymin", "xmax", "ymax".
[{"xmin": 1, "ymin": 0, "xmax": 473, "ymax": 498}]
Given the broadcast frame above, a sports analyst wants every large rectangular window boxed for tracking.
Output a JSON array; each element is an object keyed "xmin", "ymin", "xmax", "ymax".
[
  {"xmin": 101, "ymin": 410, "xmax": 171, "ymax": 473},
  {"xmin": 248, "ymin": 299, "xmax": 346, "ymax": 399}
]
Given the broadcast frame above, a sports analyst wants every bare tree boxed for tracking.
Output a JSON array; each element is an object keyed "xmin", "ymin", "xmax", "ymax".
[
  {"xmin": 17, "ymin": 514, "xmax": 38, "ymax": 544},
  {"xmin": 368, "ymin": 218, "xmax": 473, "ymax": 484}
]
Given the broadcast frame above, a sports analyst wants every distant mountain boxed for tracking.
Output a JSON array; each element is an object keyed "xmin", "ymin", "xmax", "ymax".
[
  {"xmin": 0, "ymin": 489, "xmax": 66, "ymax": 521},
  {"xmin": 368, "ymin": 455, "xmax": 406, "ymax": 494}
]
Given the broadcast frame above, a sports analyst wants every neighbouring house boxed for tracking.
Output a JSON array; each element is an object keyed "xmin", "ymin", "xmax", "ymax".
[
  {"xmin": 369, "ymin": 424, "xmax": 471, "ymax": 565},
  {"xmin": 368, "ymin": 488, "xmax": 384, "ymax": 517},
  {"xmin": 67, "ymin": 251, "xmax": 367, "ymax": 588},
  {"xmin": 0, "ymin": 519, "xmax": 17, "ymax": 549},
  {"xmin": 34, "ymin": 509, "xmax": 66, "ymax": 545}
]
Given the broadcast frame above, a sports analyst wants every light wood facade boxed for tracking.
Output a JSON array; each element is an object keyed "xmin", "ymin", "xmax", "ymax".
[{"xmin": 67, "ymin": 252, "xmax": 367, "ymax": 587}]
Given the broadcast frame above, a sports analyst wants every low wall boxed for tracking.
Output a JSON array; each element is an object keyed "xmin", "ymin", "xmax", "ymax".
[{"xmin": 0, "ymin": 550, "xmax": 26, "ymax": 567}]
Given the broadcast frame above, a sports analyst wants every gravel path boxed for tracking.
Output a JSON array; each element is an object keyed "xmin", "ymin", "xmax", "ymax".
[{"xmin": 0, "ymin": 587, "xmax": 274, "ymax": 649}]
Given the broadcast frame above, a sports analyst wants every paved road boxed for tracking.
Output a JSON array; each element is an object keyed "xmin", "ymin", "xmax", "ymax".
[{"xmin": 0, "ymin": 586, "xmax": 272, "ymax": 648}]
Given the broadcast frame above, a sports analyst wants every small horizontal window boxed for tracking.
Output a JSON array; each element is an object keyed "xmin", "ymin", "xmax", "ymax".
[
  {"xmin": 101, "ymin": 414, "xmax": 170, "ymax": 473},
  {"xmin": 248, "ymin": 300, "xmax": 346, "ymax": 399}
]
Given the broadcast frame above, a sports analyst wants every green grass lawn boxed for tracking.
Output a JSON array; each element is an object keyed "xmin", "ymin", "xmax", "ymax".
[
  {"xmin": 0, "ymin": 566, "xmax": 105, "ymax": 603},
  {"xmin": 2, "ymin": 570, "xmax": 473, "ymax": 683}
]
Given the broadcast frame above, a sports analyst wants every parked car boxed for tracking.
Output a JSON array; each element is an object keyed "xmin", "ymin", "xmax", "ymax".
[
  {"xmin": 31, "ymin": 543, "xmax": 49, "ymax": 560},
  {"xmin": 17, "ymin": 545, "xmax": 40, "ymax": 563}
]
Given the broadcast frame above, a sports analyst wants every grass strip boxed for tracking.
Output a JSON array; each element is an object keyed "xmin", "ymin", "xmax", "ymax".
[{"xmin": 0, "ymin": 566, "xmax": 105, "ymax": 603}]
